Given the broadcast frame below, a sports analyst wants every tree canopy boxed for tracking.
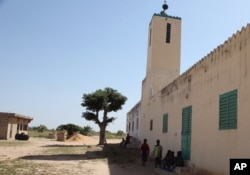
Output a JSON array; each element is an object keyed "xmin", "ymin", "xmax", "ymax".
[
  {"xmin": 81, "ymin": 87, "xmax": 127, "ymax": 145},
  {"xmin": 56, "ymin": 123, "xmax": 81, "ymax": 137},
  {"xmin": 56, "ymin": 124, "xmax": 94, "ymax": 137},
  {"xmin": 30, "ymin": 124, "xmax": 48, "ymax": 132}
]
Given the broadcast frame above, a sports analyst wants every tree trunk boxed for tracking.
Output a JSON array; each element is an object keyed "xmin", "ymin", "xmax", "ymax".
[{"xmin": 98, "ymin": 124, "xmax": 106, "ymax": 145}]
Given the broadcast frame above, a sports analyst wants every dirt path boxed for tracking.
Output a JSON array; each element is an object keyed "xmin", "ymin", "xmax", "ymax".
[{"xmin": 0, "ymin": 137, "xmax": 169, "ymax": 175}]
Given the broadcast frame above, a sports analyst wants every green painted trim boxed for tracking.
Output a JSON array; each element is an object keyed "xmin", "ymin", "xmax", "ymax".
[{"xmin": 153, "ymin": 13, "xmax": 181, "ymax": 20}]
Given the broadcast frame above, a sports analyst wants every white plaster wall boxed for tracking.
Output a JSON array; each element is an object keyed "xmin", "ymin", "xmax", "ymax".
[{"xmin": 143, "ymin": 24, "xmax": 250, "ymax": 174}]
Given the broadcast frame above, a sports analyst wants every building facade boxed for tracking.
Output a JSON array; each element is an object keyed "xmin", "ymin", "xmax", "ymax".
[
  {"xmin": 127, "ymin": 3, "xmax": 250, "ymax": 175},
  {"xmin": 126, "ymin": 101, "xmax": 141, "ymax": 139},
  {"xmin": 0, "ymin": 112, "xmax": 33, "ymax": 140}
]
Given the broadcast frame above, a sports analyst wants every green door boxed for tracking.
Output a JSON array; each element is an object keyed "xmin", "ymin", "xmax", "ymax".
[{"xmin": 181, "ymin": 106, "xmax": 192, "ymax": 160}]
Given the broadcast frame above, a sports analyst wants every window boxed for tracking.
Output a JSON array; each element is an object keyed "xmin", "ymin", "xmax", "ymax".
[
  {"xmin": 20, "ymin": 124, "xmax": 23, "ymax": 130},
  {"xmin": 166, "ymin": 23, "xmax": 171, "ymax": 43},
  {"xmin": 136, "ymin": 118, "xmax": 139, "ymax": 129},
  {"xmin": 182, "ymin": 106, "xmax": 192, "ymax": 134},
  {"xmin": 162, "ymin": 113, "xmax": 168, "ymax": 133},
  {"xmin": 150, "ymin": 119, "xmax": 153, "ymax": 131},
  {"xmin": 219, "ymin": 89, "xmax": 238, "ymax": 130},
  {"xmin": 132, "ymin": 121, "xmax": 134, "ymax": 131}
]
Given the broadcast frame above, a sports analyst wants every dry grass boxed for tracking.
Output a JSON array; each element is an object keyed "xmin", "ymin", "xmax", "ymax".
[
  {"xmin": 0, "ymin": 142, "xmax": 139, "ymax": 175},
  {"xmin": 28, "ymin": 130, "xmax": 51, "ymax": 138},
  {"xmin": 0, "ymin": 140, "xmax": 31, "ymax": 147},
  {"xmin": 0, "ymin": 160, "xmax": 51, "ymax": 175}
]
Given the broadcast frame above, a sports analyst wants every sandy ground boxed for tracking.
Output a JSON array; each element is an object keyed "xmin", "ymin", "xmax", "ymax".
[{"xmin": 0, "ymin": 137, "xmax": 176, "ymax": 175}]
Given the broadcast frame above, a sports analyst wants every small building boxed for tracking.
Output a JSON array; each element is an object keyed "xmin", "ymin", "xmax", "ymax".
[
  {"xmin": 126, "ymin": 101, "xmax": 141, "ymax": 140},
  {"xmin": 0, "ymin": 112, "xmax": 33, "ymax": 140}
]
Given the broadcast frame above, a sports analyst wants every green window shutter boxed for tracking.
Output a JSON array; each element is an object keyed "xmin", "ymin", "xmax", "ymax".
[
  {"xmin": 219, "ymin": 89, "xmax": 237, "ymax": 130},
  {"xmin": 162, "ymin": 113, "xmax": 168, "ymax": 133},
  {"xmin": 181, "ymin": 106, "xmax": 192, "ymax": 160},
  {"xmin": 182, "ymin": 106, "xmax": 192, "ymax": 134}
]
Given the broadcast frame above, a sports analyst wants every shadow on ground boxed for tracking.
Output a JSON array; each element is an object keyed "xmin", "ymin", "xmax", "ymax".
[
  {"xmin": 41, "ymin": 144, "xmax": 90, "ymax": 147},
  {"xmin": 20, "ymin": 143, "xmax": 139, "ymax": 164},
  {"xmin": 15, "ymin": 143, "xmax": 162, "ymax": 175}
]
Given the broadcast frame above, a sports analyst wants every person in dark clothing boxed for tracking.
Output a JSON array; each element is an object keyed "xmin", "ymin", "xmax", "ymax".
[
  {"xmin": 162, "ymin": 150, "xmax": 171, "ymax": 169},
  {"xmin": 166, "ymin": 151, "xmax": 175, "ymax": 170},
  {"xmin": 169, "ymin": 151, "xmax": 184, "ymax": 171},
  {"xmin": 120, "ymin": 138, "xmax": 125, "ymax": 148},
  {"xmin": 124, "ymin": 133, "xmax": 131, "ymax": 147},
  {"xmin": 140, "ymin": 138, "xmax": 150, "ymax": 166}
]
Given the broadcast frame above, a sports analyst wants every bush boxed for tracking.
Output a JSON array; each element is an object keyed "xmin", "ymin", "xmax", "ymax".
[
  {"xmin": 117, "ymin": 130, "xmax": 124, "ymax": 136},
  {"xmin": 56, "ymin": 124, "xmax": 81, "ymax": 138},
  {"xmin": 80, "ymin": 125, "xmax": 94, "ymax": 136}
]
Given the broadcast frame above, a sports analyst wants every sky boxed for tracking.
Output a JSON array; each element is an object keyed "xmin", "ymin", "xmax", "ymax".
[{"xmin": 0, "ymin": 0, "xmax": 250, "ymax": 132}]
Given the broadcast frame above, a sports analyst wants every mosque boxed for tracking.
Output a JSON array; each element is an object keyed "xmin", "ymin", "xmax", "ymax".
[{"xmin": 127, "ymin": 2, "xmax": 250, "ymax": 174}]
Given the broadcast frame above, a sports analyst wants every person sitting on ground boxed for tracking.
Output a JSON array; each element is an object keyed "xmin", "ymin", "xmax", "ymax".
[
  {"xmin": 140, "ymin": 138, "xmax": 150, "ymax": 166},
  {"xmin": 120, "ymin": 138, "xmax": 125, "ymax": 148},
  {"xmin": 162, "ymin": 149, "xmax": 171, "ymax": 169},
  {"xmin": 166, "ymin": 151, "xmax": 175, "ymax": 170},
  {"xmin": 169, "ymin": 151, "xmax": 184, "ymax": 171}
]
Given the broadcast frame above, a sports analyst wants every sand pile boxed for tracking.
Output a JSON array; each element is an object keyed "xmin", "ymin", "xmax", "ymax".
[{"xmin": 66, "ymin": 134, "xmax": 97, "ymax": 143}]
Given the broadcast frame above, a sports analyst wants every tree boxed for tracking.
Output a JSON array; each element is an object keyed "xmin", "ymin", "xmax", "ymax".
[
  {"xmin": 80, "ymin": 125, "xmax": 94, "ymax": 136},
  {"xmin": 38, "ymin": 125, "xmax": 47, "ymax": 132},
  {"xmin": 56, "ymin": 123, "xmax": 81, "ymax": 138},
  {"xmin": 117, "ymin": 130, "xmax": 124, "ymax": 136},
  {"xmin": 81, "ymin": 87, "xmax": 127, "ymax": 145}
]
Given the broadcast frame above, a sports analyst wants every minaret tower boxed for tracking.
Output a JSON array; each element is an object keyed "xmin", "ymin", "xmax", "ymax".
[{"xmin": 143, "ymin": 1, "xmax": 181, "ymax": 99}]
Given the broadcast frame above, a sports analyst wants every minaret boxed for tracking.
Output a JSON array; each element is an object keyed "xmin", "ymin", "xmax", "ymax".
[
  {"xmin": 139, "ymin": 1, "xmax": 182, "ymax": 145},
  {"xmin": 143, "ymin": 1, "xmax": 181, "ymax": 99}
]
